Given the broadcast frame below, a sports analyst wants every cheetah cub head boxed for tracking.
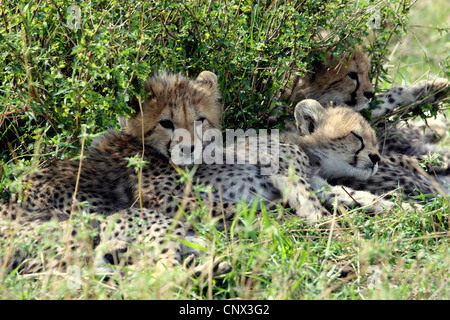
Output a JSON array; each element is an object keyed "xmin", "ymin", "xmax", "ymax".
[
  {"xmin": 313, "ymin": 49, "xmax": 375, "ymax": 111},
  {"xmin": 293, "ymin": 99, "xmax": 381, "ymax": 181},
  {"xmin": 123, "ymin": 71, "xmax": 221, "ymax": 160},
  {"xmin": 282, "ymin": 48, "xmax": 375, "ymax": 111}
]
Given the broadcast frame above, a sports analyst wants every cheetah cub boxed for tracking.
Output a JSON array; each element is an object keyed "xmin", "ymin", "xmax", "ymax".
[
  {"xmin": 195, "ymin": 99, "xmax": 397, "ymax": 223},
  {"xmin": 0, "ymin": 71, "xmax": 232, "ymax": 275},
  {"xmin": 280, "ymin": 48, "xmax": 375, "ymax": 112}
]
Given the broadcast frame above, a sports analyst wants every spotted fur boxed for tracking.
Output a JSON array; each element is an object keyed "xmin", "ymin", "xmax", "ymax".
[
  {"xmin": 0, "ymin": 71, "xmax": 232, "ymax": 275},
  {"xmin": 280, "ymin": 49, "xmax": 449, "ymax": 199},
  {"xmin": 0, "ymin": 95, "xmax": 394, "ymax": 274},
  {"xmin": 282, "ymin": 101, "xmax": 442, "ymax": 204},
  {"xmin": 371, "ymin": 77, "xmax": 449, "ymax": 118},
  {"xmin": 197, "ymin": 100, "xmax": 398, "ymax": 223}
]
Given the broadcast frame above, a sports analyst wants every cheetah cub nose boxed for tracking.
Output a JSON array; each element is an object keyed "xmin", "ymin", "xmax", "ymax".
[
  {"xmin": 364, "ymin": 91, "xmax": 375, "ymax": 99},
  {"xmin": 369, "ymin": 153, "xmax": 381, "ymax": 165}
]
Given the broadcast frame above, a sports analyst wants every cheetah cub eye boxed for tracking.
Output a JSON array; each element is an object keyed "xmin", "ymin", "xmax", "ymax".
[
  {"xmin": 159, "ymin": 119, "xmax": 175, "ymax": 131},
  {"xmin": 347, "ymin": 71, "xmax": 358, "ymax": 81}
]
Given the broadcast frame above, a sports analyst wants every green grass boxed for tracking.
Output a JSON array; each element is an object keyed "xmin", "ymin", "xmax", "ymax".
[
  {"xmin": 0, "ymin": 0, "xmax": 449, "ymax": 300},
  {"xmin": 1, "ymin": 196, "xmax": 448, "ymax": 300}
]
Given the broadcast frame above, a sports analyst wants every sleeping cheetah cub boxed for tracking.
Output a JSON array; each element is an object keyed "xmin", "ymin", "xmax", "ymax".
[
  {"xmin": 195, "ymin": 99, "xmax": 399, "ymax": 223},
  {"xmin": 279, "ymin": 48, "xmax": 449, "ymax": 194}
]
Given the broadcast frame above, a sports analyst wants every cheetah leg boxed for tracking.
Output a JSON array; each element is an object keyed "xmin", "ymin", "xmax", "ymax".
[
  {"xmin": 95, "ymin": 208, "xmax": 188, "ymax": 273},
  {"xmin": 408, "ymin": 114, "xmax": 449, "ymax": 143},
  {"xmin": 183, "ymin": 253, "xmax": 232, "ymax": 278},
  {"xmin": 95, "ymin": 208, "xmax": 232, "ymax": 276},
  {"xmin": 310, "ymin": 176, "xmax": 396, "ymax": 214},
  {"xmin": 372, "ymin": 77, "xmax": 448, "ymax": 117},
  {"xmin": 1, "ymin": 211, "xmax": 99, "ymax": 274},
  {"xmin": 268, "ymin": 174, "xmax": 330, "ymax": 222}
]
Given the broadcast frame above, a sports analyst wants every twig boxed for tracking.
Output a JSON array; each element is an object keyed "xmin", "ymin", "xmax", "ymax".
[
  {"xmin": 69, "ymin": 124, "xmax": 88, "ymax": 220},
  {"xmin": 0, "ymin": 108, "xmax": 27, "ymax": 117},
  {"xmin": 409, "ymin": 24, "xmax": 449, "ymax": 31}
]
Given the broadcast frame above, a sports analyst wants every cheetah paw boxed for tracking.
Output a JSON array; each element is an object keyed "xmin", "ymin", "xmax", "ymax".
[
  {"xmin": 426, "ymin": 77, "xmax": 448, "ymax": 93},
  {"xmin": 183, "ymin": 254, "xmax": 232, "ymax": 278}
]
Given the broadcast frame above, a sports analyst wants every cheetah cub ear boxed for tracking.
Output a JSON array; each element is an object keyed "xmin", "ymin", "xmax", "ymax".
[
  {"xmin": 143, "ymin": 72, "xmax": 168, "ymax": 97},
  {"xmin": 194, "ymin": 71, "xmax": 218, "ymax": 91},
  {"xmin": 294, "ymin": 99, "xmax": 327, "ymax": 136}
]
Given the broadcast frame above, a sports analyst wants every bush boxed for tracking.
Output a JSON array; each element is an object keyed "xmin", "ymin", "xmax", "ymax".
[{"xmin": 0, "ymin": 0, "xmax": 430, "ymax": 196}]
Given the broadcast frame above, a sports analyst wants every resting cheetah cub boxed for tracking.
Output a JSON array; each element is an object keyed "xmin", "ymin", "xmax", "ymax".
[
  {"xmin": 280, "ymin": 47, "xmax": 448, "ymax": 145},
  {"xmin": 280, "ymin": 52, "xmax": 449, "ymax": 194},
  {"xmin": 195, "ymin": 99, "xmax": 398, "ymax": 223},
  {"xmin": 0, "ymin": 71, "xmax": 232, "ymax": 274},
  {"xmin": 374, "ymin": 78, "xmax": 450, "ymax": 182},
  {"xmin": 281, "ymin": 48, "xmax": 375, "ymax": 112},
  {"xmin": 0, "ymin": 71, "xmax": 224, "ymax": 221},
  {"xmin": 269, "ymin": 100, "xmax": 439, "ymax": 208}
]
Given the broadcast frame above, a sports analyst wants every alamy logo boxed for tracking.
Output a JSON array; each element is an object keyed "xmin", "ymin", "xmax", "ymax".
[
  {"xmin": 170, "ymin": 123, "xmax": 280, "ymax": 175},
  {"xmin": 67, "ymin": 5, "xmax": 81, "ymax": 30}
]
